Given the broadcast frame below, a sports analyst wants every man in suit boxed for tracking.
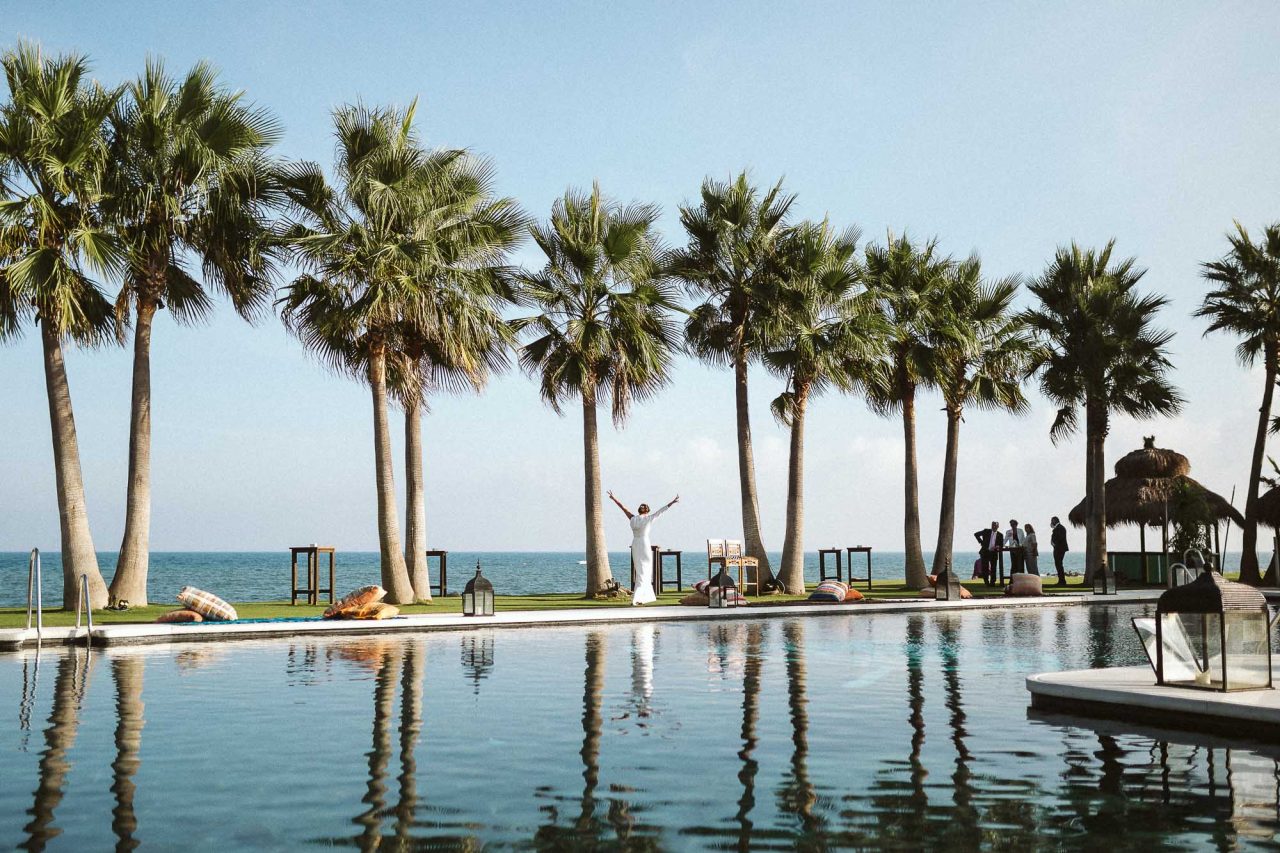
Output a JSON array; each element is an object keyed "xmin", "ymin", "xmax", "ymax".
[
  {"xmin": 1050, "ymin": 516, "xmax": 1070, "ymax": 586},
  {"xmin": 1005, "ymin": 519, "xmax": 1025, "ymax": 575},
  {"xmin": 973, "ymin": 522, "xmax": 1003, "ymax": 586}
]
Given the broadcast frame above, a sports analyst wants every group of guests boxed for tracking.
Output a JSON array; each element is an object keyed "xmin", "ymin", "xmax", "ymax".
[{"xmin": 973, "ymin": 517, "xmax": 1072, "ymax": 586}]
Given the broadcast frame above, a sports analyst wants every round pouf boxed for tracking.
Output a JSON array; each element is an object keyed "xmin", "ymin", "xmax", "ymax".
[{"xmin": 1007, "ymin": 573, "xmax": 1043, "ymax": 597}]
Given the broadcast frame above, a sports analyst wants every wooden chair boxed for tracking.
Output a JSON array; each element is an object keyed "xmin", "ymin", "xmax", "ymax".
[
  {"xmin": 725, "ymin": 539, "xmax": 760, "ymax": 596},
  {"xmin": 706, "ymin": 539, "xmax": 727, "ymax": 580}
]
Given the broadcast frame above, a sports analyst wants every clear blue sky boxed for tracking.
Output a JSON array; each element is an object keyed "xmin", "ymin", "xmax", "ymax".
[{"xmin": 2, "ymin": 2, "xmax": 1278, "ymax": 554}]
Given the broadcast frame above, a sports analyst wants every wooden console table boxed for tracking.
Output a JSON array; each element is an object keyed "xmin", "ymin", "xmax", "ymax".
[{"xmin": 845, "ymin": 546, "xmax": 873, "ymax": 591}]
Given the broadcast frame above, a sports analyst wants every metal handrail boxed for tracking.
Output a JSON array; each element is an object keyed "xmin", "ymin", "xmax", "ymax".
[
  {"xmin": 74, "ymin": 573, "xmax": 93, "ymax": 647},
  {"xmin": 24, "ymin": 548, "xmax": 42, "ymax": 642}
]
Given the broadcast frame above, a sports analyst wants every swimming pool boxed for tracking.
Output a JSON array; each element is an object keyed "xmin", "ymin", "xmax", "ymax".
[{"xmin": 3, "ymin": 604, "xmax": 1279, "ymax": 850}]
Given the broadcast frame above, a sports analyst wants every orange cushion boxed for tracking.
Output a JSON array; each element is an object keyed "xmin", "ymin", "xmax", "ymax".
[
  {"xmin": 155, "ymin": 609, "xmax": 203, "ymax": 623},
  {"xmin": 680, "ymin": 592, "xmax": 710, "ymax": 606},
  {"xmin": 844, "ymin": 588, "xmax": 864, "ymax": 602},
  {"xmin": 349, "ymin": 602, "xmax": 399, "ymax": 620},
  {"xmin": 324, "ymin": 585, "xmax": 386, "ymax": 619},
  {"xmin": 927, "ymin": 574, "xmax": 938, "ymax": 587}
]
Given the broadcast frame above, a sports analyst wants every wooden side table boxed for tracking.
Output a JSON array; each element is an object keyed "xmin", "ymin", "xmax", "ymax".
[
  {"xmin": 818, "ymin": 548, "xmax": 844, "ymax": 583},
  {"xmin": 291, "ymin": 546, "xmax": 336, "ymax": 605},
  {"xmin": 657, "ymin": 549, "xmax": 683, "ymax": 592},
  {"xmin": 845, "ymin": 546, "xmax": 872, "ymax": 591},
  {"xmin": 426, "ymin": 549, "xmax": 448, "ymax": 597}
]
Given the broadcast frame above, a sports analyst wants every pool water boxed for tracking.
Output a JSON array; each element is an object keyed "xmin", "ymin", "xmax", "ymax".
[{"xmin": 3, "ymin": 604, "xmax": 1279, "ymax": 850}]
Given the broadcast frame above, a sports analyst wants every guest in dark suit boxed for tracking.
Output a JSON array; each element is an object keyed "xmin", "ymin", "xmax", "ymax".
[
  {"xmin": 1050, "ymin": 516, "xmax": 1069, "ymax": 585},
  {"xmin": 973, "ymin": 522, "xmax": 1003, "ymax": 586}
]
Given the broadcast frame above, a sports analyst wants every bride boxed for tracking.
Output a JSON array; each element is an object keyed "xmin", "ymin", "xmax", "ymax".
[{"xmin": 608, "ymin": 490, "xmax": 679, "ymax": 605}]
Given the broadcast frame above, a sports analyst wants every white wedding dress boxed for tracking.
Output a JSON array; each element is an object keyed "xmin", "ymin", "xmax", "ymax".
[{"xmin": 630, "ymin": 505, "xmax": 670, "ymax": 605}]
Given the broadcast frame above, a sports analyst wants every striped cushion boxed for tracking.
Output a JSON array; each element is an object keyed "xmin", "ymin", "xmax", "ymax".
[
  {"xmin": 809, "ymin": 580, "xmax": 849, "ymax": 602},
  {"xmin": 176, "ymin": 586, "xmax": 238, "ymax": 621},
  {"xmin": 323, "ymin": 585, "xmax": 386, "ymax": 619}
]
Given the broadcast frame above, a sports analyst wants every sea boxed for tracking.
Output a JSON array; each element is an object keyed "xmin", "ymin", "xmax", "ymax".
[{"xmin": 0, "ymin": 548, "xmax": 1172, "ymax": 608}]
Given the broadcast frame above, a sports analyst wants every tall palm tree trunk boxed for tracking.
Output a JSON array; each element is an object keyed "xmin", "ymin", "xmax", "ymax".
[
  {"xmin": 734, "ymin": 352, "xmax": 775, "ymax": 586},
  {"xmin": 404, "ymin": 398, "xmax": 431, "ymax": 602},
  {"xmin": 932, "ymin": 405, "xmax": 963, "ymax": 576},
  {"xmin": 1083, "ymin": 400, "xmax": 1107, "ymax": 583},
  {"xmin": 901, "ymin": 383, "xmax": 928, "ymax": 589},
  {"xmin": 40, "ymin": 322, "xmax": 107, "ymax": 611},
  {"xmin": 779, "ymin": 390, "xmax": 808, "ymax": 594},
  {"xmin": 1240, "ymin": 355, "xmax": 1275, "ymax": 585},
  {"xmin": 581, "ymin": 391, "xmax": 613, "ymax": 596},
  {"xmin": 112, "ymin": 300, "xmax": 157, "ymax": 607},
  {"xmin": 368, "ymin": 346, "xmax": 414, "ymax": 604}
]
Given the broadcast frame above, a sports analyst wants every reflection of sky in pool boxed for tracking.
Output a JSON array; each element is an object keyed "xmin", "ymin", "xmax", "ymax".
[{"xmin": 4, "ymin": 604, "xmax": 1280, "ymax": 850}]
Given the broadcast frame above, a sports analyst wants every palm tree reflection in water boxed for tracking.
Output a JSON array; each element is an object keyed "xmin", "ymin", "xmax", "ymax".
[
  {"xmin": 734, "ymin": 622, "xmax": 765, "ymax": 851},
  {"xmin": 22, "ymin": 654, "xmax": 82, "ymax": 851},
  {"xmin": 938, "ymin": 616, "xmax": 980, "ymax": 847},
  {"xmin": 778, "ymin": 620, "xmax": 820, "ymax": 835},
  {"xmin": 110, "ymin": 656, "xmax": 145, "ymax": 852},
  {"xmin": 354, "ymin": 645, "xmax": 401, "ymax": 849}
]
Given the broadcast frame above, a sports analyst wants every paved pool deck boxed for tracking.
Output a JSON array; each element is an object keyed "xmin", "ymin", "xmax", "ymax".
[
  {"xmin": 1027, "ymin": 663, "xmax": 1280, "ymax": 741},
  {"xmin": 0, "ymin": 589, "xmax": 1161, "ymax": 651}
]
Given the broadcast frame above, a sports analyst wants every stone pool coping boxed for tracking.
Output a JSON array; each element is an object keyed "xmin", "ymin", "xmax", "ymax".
[
  {"xmin": 0, "ymin": 589, "xmax": 1161, "ymax": 651},
  {"xmin": 1027, "ymin": 663, "xmax": 1280, "ymax": 741}
]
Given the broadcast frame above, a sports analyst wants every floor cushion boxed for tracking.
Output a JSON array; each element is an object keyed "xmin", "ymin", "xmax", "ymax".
[
  {"xmin": 1007, "ymin": 573, "xmax": 1043, "ymax": 597},
  {"xmin": 844, "ymin": 588, "xmax": 865, "ymax": 602},
  {"xmin": 809, "ymin": 580, "xmax": 849, "ymax": 602},
  {"xmin": 155, "ymin": 609, "xmax": 203, "ymax": 623},
  {"xmin": 324, "ymin": 585, "xmax": 386, "ymax": 619},
  {"xmin": 349, "ymin": 602, "xmax": 400, "ymax": 620},
  {"xmin": 177, "ymin": 586, "xmax": 238, "ymax": 622},
  {"xmin": 680, "ymin": 592, "xmax": 710, "ymax": 606}
]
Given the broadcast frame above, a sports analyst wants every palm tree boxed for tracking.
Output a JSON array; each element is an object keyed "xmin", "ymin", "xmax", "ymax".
[
  {"xmin": 0, "ymin": 44, "xmax": 120, "ymax": 611},
  {"xmin": 931, "ymin": 259, "xmax": 1033, "ymax": 575},
  {"xmin": 763, "ymin": 221, "xmax": 886, "ymax": 594},
  {"xmin": 672, "ymin": 173, "xmax": 796, "ymax": 587},
  {"xmin": 863, "ymin": 233, "xmax": 955, "ymax": 589},
  {"xmin": 389, "ymin": 157, "xmax": 524, "ymax": 602},
  {"xmin": 1023, "ymin": 242, "xmax": 1183, "ymax": 580},
  {"xmin": 1196, "ymin": 222, "xmax": 1280, "ymax": 585},
  {"xmin": 102, "ymin": 59, "xmax": 285, "ymax": 606},
  {"xmin": 515, "ymin": 183, "xmax": 678, "ymax": 598},
  {"xmin": 280, "ymin": 101, "xmax": 448, "ymax": 604}
]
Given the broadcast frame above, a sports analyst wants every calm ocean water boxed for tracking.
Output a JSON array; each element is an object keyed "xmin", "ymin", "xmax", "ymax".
[{"xmin": 0, "ymin": 548, "xmax": 1120, "ymax": 607}]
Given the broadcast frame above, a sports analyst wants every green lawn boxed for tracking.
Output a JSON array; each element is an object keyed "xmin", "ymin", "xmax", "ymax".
[{"xmin": 0, "ymin": 579, "xmax": 1097, "ymax": 629}]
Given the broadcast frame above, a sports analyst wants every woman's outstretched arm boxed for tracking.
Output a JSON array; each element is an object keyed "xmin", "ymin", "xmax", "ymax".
[
  {"xmin": 607, "ymin": 490, "xmax": 634, "ymax": 519},
  {"xmin": 652, "ymin": 495, "xmax": 680, "ymax": 519}
]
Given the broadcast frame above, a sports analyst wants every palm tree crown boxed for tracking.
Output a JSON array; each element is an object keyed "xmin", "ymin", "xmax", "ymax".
[
  {"xmin": 1023, "ymin": 241, "xmax": 1182, "ymax": 579},
  {"xmin": 931, "ymin": 257, "xmax": 1033, "ymax": 574},
  {"xmin": 103, "ymin": 58, "xmax": 286, "ymax": 606},
  {"xmin": 0, "ymin": 43, "xmax": 121, "ymax": 610},
  {"xmin": 764, "ymin": 220, "xmax": 887, "ymax": 592},
  {"xmin": 862, "ymin": 232, "xmax": 955, "ymax": 589},
  {"xmin": 1196, "ymin": 222, "xmax": 1280, "ymax": 583},
  {"xmin": 672, "ymin": 172, "xmax": 795, "ymax": 585},
  {"xmin": 515, "ymin": 183, "xmax": 679, "ymax": 596}
]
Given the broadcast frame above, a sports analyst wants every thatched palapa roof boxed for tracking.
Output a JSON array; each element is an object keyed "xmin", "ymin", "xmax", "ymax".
[
  {"xmin": 1256, "ymin": 487, "xmax": 1280, "ymax": 529},
  {"xmin": 1068, "ymin": 436, "xmax": 1243, "ymax": 529}
]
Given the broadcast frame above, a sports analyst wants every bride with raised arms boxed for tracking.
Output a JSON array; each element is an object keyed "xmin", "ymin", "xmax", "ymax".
[{"xmin": 607, "ymin": 491, "xmax": 679, "ymax": 605}]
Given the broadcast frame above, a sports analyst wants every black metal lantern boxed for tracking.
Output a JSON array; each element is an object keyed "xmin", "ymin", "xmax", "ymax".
[
  {"xmin": 935, "ymin": 561, "xmax": 962, "ymax": 601},
  {"xmin": 1093, "ymin": 562, "xmax": 1117, "ymax": 595},
  {"xmin": 1154, "ymin": 571, "xmax": 1272, "ymax": 691},
  {"xmin": 462, "ymin": 562, "xmax": 495, "ymax": 617},
  {"xmin": 708, "ymin": 569, "xmax": 739, "ymax": 609}
]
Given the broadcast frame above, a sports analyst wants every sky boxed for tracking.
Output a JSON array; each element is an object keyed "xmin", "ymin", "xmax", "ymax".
[{"xmin": 2, "ymin": 1, "xmax": 1279, "ymax": 556}]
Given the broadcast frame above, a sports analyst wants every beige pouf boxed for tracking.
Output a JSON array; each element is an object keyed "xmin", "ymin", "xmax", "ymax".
[{"xmin": 1007, "ymin": 573, "xmax": 1044, "ymax": 596}]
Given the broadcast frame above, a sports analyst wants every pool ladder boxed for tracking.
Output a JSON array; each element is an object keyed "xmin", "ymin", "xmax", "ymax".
[
  {"xmin": 25, "ymin": 548, "xmax": 94, "ymax": 647},
  {"xmin": 25, "ymin": 548, "xmax": 43, "ymax": 644}
]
